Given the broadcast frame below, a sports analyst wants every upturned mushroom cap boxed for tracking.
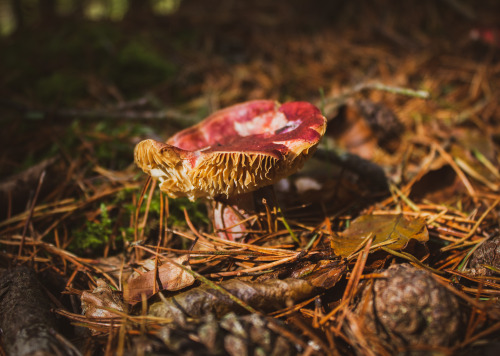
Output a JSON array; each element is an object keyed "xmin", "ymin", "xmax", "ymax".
[{"xmin": 134, "ymin": 100, "xmax": 327, "ymax": 200}]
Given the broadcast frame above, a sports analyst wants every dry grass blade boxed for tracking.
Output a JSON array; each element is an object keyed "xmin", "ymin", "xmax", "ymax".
[
  {"xmin": 159, "ymin": 254, "xmax": 260, "ymax": 315},
  {"xmin": 434, "ymin": 143, "xmax": 477, "ymax": 199},
  {"xmin": 208, "ymin": 254, "xmax": 300, "ymax": 277},
  {"xmin": 442, "ymin": 198, "xmax": 500, "ymax": 251}
]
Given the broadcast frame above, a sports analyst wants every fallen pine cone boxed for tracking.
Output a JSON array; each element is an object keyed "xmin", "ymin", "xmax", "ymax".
[
  {"xmin": 356, "ymin": 99, "xmax": 404, "ymax": 153},
  {"xmin": 129, "ymin": 312, "xmax": 303, "ymax": 356},
  {"xmin": 352, "ymin": 263, "xmax": 466, "ymax": 354}
]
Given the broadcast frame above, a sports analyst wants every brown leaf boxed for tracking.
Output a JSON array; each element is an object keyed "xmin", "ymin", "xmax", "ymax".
[
  {"xmin": 291, "ymin": 260, "xmax": 347, "ymax": 290},
  {"xmin": 149, "ymin": 278, "xmax": 317, "ymax": 319},
  {"xmin": 331, "ymin": 214, "xmax": 428, "ymax": 257},
  {"xmin": 124, "ymin": 256, "xmax": 195, "ymax": 304},
  {"xmin": 81, "ymin": 279, "xmax": 125, "ymax": 319}
]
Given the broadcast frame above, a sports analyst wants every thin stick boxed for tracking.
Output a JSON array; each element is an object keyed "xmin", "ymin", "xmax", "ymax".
[
  {"xmin": 18, "ymin": 170, "xmax": 46, "ymax": 257},
  {"xmin": 140, "ymin": 178, "xmax": 157, "ymax": 242},
  {"xmin": 134, "ymin": 177, "xmax": 152, "ymax": 260}
]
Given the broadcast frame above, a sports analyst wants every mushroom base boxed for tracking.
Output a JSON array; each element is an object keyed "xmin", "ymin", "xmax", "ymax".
[{"xmin": 212, "ymin": 186, "xmax": 278, "ymax": 241}]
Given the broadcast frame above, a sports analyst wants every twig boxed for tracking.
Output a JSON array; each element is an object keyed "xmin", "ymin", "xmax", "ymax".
[
  {"xmin": 0, "ymin": 98, "xmax": 200, "ymax": 127},
  {"xmin": 321, "ymin": 81, "xmax": 429, "ymax": 117},
  {"xmin": 18, "ymin": 170, "xmax": 46, "ymax": 257}
]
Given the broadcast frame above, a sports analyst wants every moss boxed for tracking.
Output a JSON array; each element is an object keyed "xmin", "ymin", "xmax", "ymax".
[
  {"xmin": 71, "ymin": 203, "xmax": 113, "ymax": 252},
  {"xmin": 167, "ymin": 197, "xmax": 209, "ymax": 228},
  {"xmin": 110, "ymin": 40, "xmax": 176, "ymax": 95},
  {"xmin": 34, "ymin": 70, "xmax": 86, "ymax": 106},
  {"xmin": 1, "ymin": 21, "xmax": 178, "ymax": 104}
]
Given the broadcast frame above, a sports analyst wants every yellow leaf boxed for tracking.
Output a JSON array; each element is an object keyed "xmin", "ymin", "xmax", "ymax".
[{"xmin": 331, "ymin": 214, "xmax": 428, "ymax": 257}]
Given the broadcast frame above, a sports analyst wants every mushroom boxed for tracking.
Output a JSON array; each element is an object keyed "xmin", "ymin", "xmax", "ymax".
[{"xmin": 134, "ymin": 100, "xmax": 327, "ymax": 240}]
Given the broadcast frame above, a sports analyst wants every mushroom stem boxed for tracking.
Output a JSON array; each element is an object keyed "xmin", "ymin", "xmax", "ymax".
[{"xmin": 213, "ymin": 186, "xmax": 278, "ymax": 241}]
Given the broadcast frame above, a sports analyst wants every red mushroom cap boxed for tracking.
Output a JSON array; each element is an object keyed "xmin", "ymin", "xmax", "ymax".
[{"xmin": 134, "ymin": 100, "xmax": 327, "ymax": 200}]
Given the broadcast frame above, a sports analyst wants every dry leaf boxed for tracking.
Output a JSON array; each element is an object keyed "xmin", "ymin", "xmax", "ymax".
[
  {"xmin": 124, "ymin": 255, "xmax": 195, "ymax": 304},
  {"xmin": 149, "ymin": 278, "xmax": 317, "ymax": 319},
  {"xmin": 81, "ymin": 279, "xmax": 125, "ymax": 319},
  {"xmin": 300, "ymin": 261, "xmax": 347, "ymax": 289},
  {"xmin": 331, "ymin": 214, "xmax": 428, "ymax": 257}
]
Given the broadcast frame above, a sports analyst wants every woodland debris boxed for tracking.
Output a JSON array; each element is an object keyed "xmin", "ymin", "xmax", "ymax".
[
  {"xmin": 81, "ymin": 278, "xmax": 126, "ymax": 319},
  {"xmin": 149, "ymin": 277, "xmax": 317, "ymax": 320},
  {"xmin": 130, "ymin": 312, "xmax": 304, "ymax": 356},
  {"xmin": 331, "ymin": 214, "xmax": 428, "ymax": 257},
  {"xmin": 351, "ymin": 263, "xmax": 467, "ymax": 354},
  {"xmin": 1, "ymin": 1, "xmax": 500, "ymax": 354},
  {"xmin": 314, "ymin": 148, "xmax": 389, "ymax": 193},
  {"xmin": 124, "ymin": 255, "xmax": 195, "ymax": 304},
  {"xmin": 469, "ymin": 235, "xmax": 500, "ymax": 277},
  {"xmin": 0, "ymin": 266, "xmax": 80, "ymax": 356},
  {"xmin": 355, "ymin": 99, "xmax": 404, "ymax": 153}
]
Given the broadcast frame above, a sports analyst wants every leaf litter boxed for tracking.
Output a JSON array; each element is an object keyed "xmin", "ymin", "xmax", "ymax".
[
  {"xmin": 1, "ymin": 0, "xmax": 500, "ymax": 355},
  {"xmin": 330, "ymin": 214, "xmax": 428, "ymax": 258}
]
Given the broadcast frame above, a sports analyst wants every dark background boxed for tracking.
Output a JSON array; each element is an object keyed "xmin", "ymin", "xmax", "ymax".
[{"xmin": 0, "ymin": 0, "xmax": 499, "ymax": 214}]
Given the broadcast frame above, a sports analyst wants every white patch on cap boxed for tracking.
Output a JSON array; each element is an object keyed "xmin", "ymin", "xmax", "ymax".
[{"xmin": 234, "ymin": 111, "xmax": 288, "ymax": 136}]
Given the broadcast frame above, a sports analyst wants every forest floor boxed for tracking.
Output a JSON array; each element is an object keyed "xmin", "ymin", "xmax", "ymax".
[{"xmin": 1, "ymin": 0, "xmax": 500, "ymax": 355}]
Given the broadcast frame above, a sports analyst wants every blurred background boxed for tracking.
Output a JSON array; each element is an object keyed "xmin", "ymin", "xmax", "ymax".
[{"xmin": 0, "ymin": 0, "xmax": 499, "ymax": 230}]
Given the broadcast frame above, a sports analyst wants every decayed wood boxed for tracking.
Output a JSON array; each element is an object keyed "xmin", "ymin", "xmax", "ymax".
[{"xmin": 0, "ymin": 266, "xmax": 80, "ymax": 356}]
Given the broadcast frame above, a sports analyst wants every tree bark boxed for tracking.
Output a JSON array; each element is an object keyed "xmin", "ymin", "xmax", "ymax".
[{"xmin": 0, "ymin": 266, "xmax": 80, "ymax": 356}]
